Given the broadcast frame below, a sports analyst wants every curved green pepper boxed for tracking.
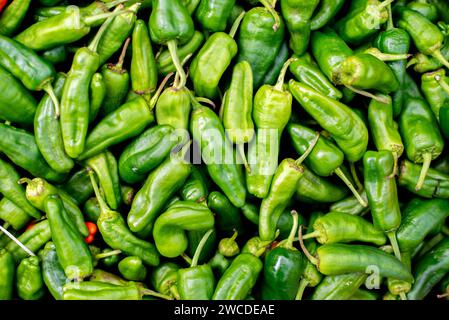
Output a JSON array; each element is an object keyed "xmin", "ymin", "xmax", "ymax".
[
  {"xmin": 89, "ymin": 73, "xmax": 106, "ymax": 122},
  {"xmin": 61, "ymin": 168, "xmax": 93, "ymax": 205},
  {"xmin": 208, "ymin": 191, "xmax": 242, "ymax": 233},
  {"xmin": 311, "ymin": 0, "xmax": 346, "ymax": 30},
  {"xmin": 311, "ymin": 273, "xmax": 367, "ymax": 300},
  {"xmin": 0, "ymin": 249, "xmax": 14, "ymax": 300},
  {"xmin": 39, "ymin": 241, "xmax": 67, "ymax": 300},
  {"xmin": 0, "ymin": 0, "xmax": 31, "ymax": 36},
  {"xmin": 151, "ymin": 262, "xmax": 180, "ymax": 300},
  {"xmin": 421, "ymin": 69, "xmax": 449, "ymax": 121},
  {"xmin": 408, "ymin": 0, "xmax": 438, "ymax": 22},
  {"xmin": 195, "ymin": 0, "xmax": 236, "ymax": 32},
  {"xmin": 118, "ymin": 256, "xmax": 147, "ymax": 281},
  {"xmin": 16, "ymin": 256, "xmax": 45, "ymax": 300}
]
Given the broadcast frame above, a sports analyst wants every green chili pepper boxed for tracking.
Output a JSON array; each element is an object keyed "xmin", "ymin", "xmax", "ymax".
[
  {"xmin": 118, "ymin": 256, "xmax": 147, "ymax": 281},
  {"xmin": 408, "ymin": 45, "xmax": 449, "ymax": 74},
  {"xmin": 182, "ymin": 0, "xmax": 201, "ymax": 14},
  {"xmin": 367, "ymin": 95, "xmax": 404, "ymax": 176},
  {"xmin": 0, "ymin": 65, "xmax": 37, "ymax": 126},
  {"xmin": 190, "ymin": 95, "xmax": 247, "ymax": 208},
  {"xmin": 246, "ymin": 58, "xmax": 294, "ymax": 198},
  {"xmin": 15, "ymin": 5, "xmax": 128, "ymax": 51},
  {"xmin": 6, "ymin": 219, "xmax": 51, "ymax": 263},
  {"xmin": 85, "ymin": 151, "xmax": 122, "ymax": 210},
  {"xmin": 421, "ymin": 69, "xmax": 449, "ymax": 121},
  {"xmin": 363, "ymin": 150, "xmax": 403, "ymax": 260},
  {"xmin": 281, "ymin": 0, "xmax": 319, "ymax": 55},
  {"xmin": 259, "ymin": 132, "xmax": 320, "ymax": 241},
  {"xmin": 0, "ymin": 124, "xmax": 66, "ymax": 183},
  {"xmin": 151, "ymin": 262, "xmax": 180, "ymax": 300},
  {"xmin": 16, "ymin": 256, "xmax": 45, "ymax": 300},
  {"xmin": 295, "ymin": 167, "xmax": 349, "ymax": 204},
  {"xmin": 60, "ymin": 16, "xmax": 115, "ymax": 159},
  {"xmin": 0, "ymin": 198, "xmax": 31, "ymax": 231},
  {"xmin": 96, "ymin": 248, "xmax": 121, "ymax": 268},
  {"xmin": 88, "ymin": 168, "xmax": 160, "ymax": 267},
  {"xmin": 396, "ymin": 6, "xmax": 449, "ymax": 69},
  {"xmin": 408, "ymin": 0, "xmax": 439, "ymax": 22},
  {"xmin": 218, "ymin": 231, "xmax": 239, "ymax": 257},
  {"xmin": 39, "ymin": 241, "xmax": 67, "ymax": 300},
  {"xmin": 0, "ymin": 249, "xmax": 14, "ymax": 300},
  {"xmin": 311, "ymin": 273, "xmax": 367, "ymax": 300},
  {"xmin": 195, "ymin": 0, "xmax": 236, "ymax": 32},
  {"xmin": 89, "ymin": 73, "xmax": 106, "ymax": 122},
  {"xmin": 311, "ymin": 28, "xmax": 354, "ymax": 84},
  {"xmin": 208, "ymin": 252, "xmax": 230, "ymax": 277},
  {"xmin": 35, "ymin": 73, "xmax": 74, "ymax": 174},
  {"xmin": 0, "ymin": 0, "xmax": 31, "ymax": 36},
  {"xmin": 261, "ymin": 211, "xmax": 305, "ymax": 300},
  {"xmin": 180, "ymin": 166, "xmax": 209, "ymax": 203},
  {"xmin": 349, "ymin": 289, "xmax": 379, "ymax": 300},
  {"xmin": 208, "ymin": 191, "xmax": 242, "ymax": 233},
  {"xmin": 303, "ymin": 211, "xmax": 387, "ymax": 245},
  {"xmin": 262, "ymin": 41, "xmax": 289, "ymax": 86},
  {"xmin": 237, "ymin": 4, "xmax": 285, "ymax": 88},
  {"xmin": 153, "ymin": 201, "xmax": 215, "ymax": 258},
  {"xmin": 399, "ymin": 97, "xmax": 444, "ymax": 190},
  {"xmin": 212, "ymin": 253, "xmax": 263, "ymax": 300},
  {"xmin": 0, "ymin": 158, "xmax": 41, "ymax": 220},
  {"xmin": 177, "ymin": 229, "xmax": 215, "ymax": 300},
  {"xmin": 330, "ymin": 189, "xmax": 369, "ymax": 215},
  {"xmin": 45, "ymin": 195, "xmax": 93, "ymax": 281},
  {"xmin": 60, "ymin": 168, "xmax": 93, "ymax": 205},
  {"xmin": 190, "ymin": 12, "xmax": 244, "ymax": 99},
  {"xmin": 288, "ymin": 123, "xmax": 366, "ymax": 205},
  {"xmin": 408, "ymin": 237, "xmax": 449, "ymax": 300},
  {"xmin": 21, "ymin": 178, "xmax": 88, "ymax": 237},
  {"xmin": 156, "ymin": 31, "xmax": 204, "ymax": 75},
  {"xmin": 289, "ymin": 81, "xmax": 369, "ymax": 163},
  {"xmin": 149, "ymin": 0, "xmax": 194, "ymax": 91},
  {"xmin": 311, "ymin": 0, "xmax": 346, "ymax": 30},
  {"xmin": 240, "ymin": 202, "xmax": 260, "ymax": 225},
  {"xmin": 289, "ymin": 53, "xmax": 343, "ymax": 100},
  {"xmin": 127, "ymin": 143, "xmax": 192, "ymax": 236}
]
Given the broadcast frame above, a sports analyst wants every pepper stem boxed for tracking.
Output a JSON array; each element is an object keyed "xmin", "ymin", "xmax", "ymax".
[
  {"xmin": 104, "ymin": 0, "xmax": 129, "ymax": 9},
  {"xmin": 300, "ymin": 230, "xmax": 320, "ymax": 240},
  {"xmin": 181, "ymin": 253, "xmax": 192, "ymax": 265},
  {"xmin": 435, "ymin": 74, "xmax": 449, "ymax": 95},
  {"xmin": 191, "ymin": 229, "xmax": 214, "ymax": 267},
  {"xmin": 281, "ymin": 210, "xmax": 299, "ymax": 249},
  {"xmin": 0, "ymin": 224, "xmax": 35, "ymax": 257},
  {"xmin": 387, "ymin": 231, "xmax": 402, "ymax": 261},
  {"xmin": 364, "ymin": 48, "xmax": 411, "ymax": 62},
  {"xmin": 345, "ymin": 85, "xmax": 389, "ymax": 104},
  {"xmin": 378, "ymin": 0, "xmax": 395, "ymax": 10},
  {"xmin": 295, "ymin": 132, "xmax": 320, "ymax": 166},
  {"xmin": 274, "ymin": 57, "xmax": 297, "ymax": 91},
  {"xmin": 415, "ymin": 153, "xmax": 432, "ymax": 191},
  {"xmin": 298, "ymin": 225, "xmax": 318, "ymax": 266},
  {"xmin": 295, "ymin": 279, "xmax": 309, "ymax": 300},
  {"xmin": 432, "ymin": 49, "xmax": 449, "ymax": 69},
  {"xmin": 140, "ymin": 288, "xmax": 173, "ymax": 300},
  {"xmin": 259, "ymin": 0, "xmax": 280, "ymax": 31},
  {"xmin": 173, "ymin": 53, "xmax": 192, "ymax": 90},
  {"xmin": 87, "ymin": 7, "xmax": 121, "ymax": 53},
  {"xmin": 196, "ymin": 97, "xmax": 216, "ymax": 109},
  {"xmin": 95, "ymin": 249, "xmax": 121, "ymax": 260},
  {"xmin": 229, "ymin": 11, "xmax": 246, "ymax": 39},
  {"xmin": 43, "ymin": 83, "xmax": 61, "ymax": 119},
  {"xmin": 437, "ymin": 292, "xmax": 449, "ymax": 299},
  {"xmin": 386, "ymin": 3, "xmax": 394, "ymax": 30},
  {"xmin": 148, "ymin": 72, "xmax": 174, "ymax": 109},
  {"xmin": 335, "ymin": 167, "xmax": 368, "ymax": 207},
  {"xmin": 84, "ymin": 6, "xmax": 129, "ymax": 30},
  {"xmin": 17, "ymin": 178, "xmax": 32, "ymax": 185},
  {"xmin": 116, "ymin": 37, "xmax": 130, "ymax": 70},
  {"xmin": 87, "ymin": 167, "xmax": 110, "ymax": 214},
  {"xmin": 406, "ymin": 57, "xmax": 418, "ymax": 69},
  {"xmin": 167, "ymin": 40, "xmax": 186, "ymax": 89},
  {"xmin": 388, "ymin": 151, "xmax": 399, "ymax": 179},
  {"xmin": 350, "ymin": 162, "xmax": 364, "ymax": 191},
  {"xmin": 237, "ymin": 143, "xmax": 251, "ymax": 173}
]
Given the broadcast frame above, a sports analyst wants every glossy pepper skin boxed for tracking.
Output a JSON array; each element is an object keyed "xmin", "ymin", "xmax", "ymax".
[
  {"xmin": 0, "ymin": 65, "xmax": 37, "ymax": 126},
  {"xmin": 261, "ymin": 212, "xmax": 305, "ymax": 300},
  {"xmin": 153, "ymin": 201, "xmax": 215, "ymax": 258},
  {"xmin": 407, "ymin": 0, "xmax": 438, "ymax": 22},
  {"xmin": 195, "ymin": 0, "xmax": 236, "ymax": 32},
  {"xmin": 22, "ymin": 177, "xmax": 89, "ymax": 237},
  {"xmin": 0, "ymin": 198, "xmax": 31, "ymax": 231},
  {"xmin": 39, "ymin": 241, "xmax": 68, "ymax": 300},
  {"xmin": 408, "ymin": 237, "xmax": 449, "ymax": 300},
  {"xmin": 131, "ymin": 19, "xmax": 157, "ymax": 103},
  {"xmin": 0, "ymin": 158, "xmax": 41, "ymax": 219},
  {"xmin": 289, "ymin": 53, "xmax": 343, "ymax": 100},
  {"xmin": 246, "ymin": 58, "xmax": 293, "ymax": 198},
  {"xmin": 208, "ymin": 191, "xmax": 242, "ymax": 233},
  {"xmin": 310, "ymin": 0, "xmax": 346, "ymax": 30},
  {"xmin": 89, "ymin": 73, "xmax": 106, "ymax": 122},
  {"xmin": 6, "ymin": 220, "xmax": 52, "ymax": 263},
  {"xmin": 289, "ymin": 81, "xmax": 369, "ymax": 163},
  {"xmin": 237, "ymin": 6, "xmax": 285, "ymax": 88},
  {"xmin": 363, "ymin": 150, "xmax": 402, "ymax": 258},
  {"xmin": 89, "ymin": 169, "xmax": 160, "ymax": 267},
  {"xmin": 190, "ymin": 97, "xmax": 246, "ymax": 208},
  {"xmin": 421, "ymin": 69, "xmax": 449, "ymax": 121},
  {"xmin": 35, "ymin": 73, "xmax": 74, "ymax": 174},
  {"xmin": 281, "ymin": 0, "xmax": 319, "ymax": 55},
  {"xmin": 212, "ymin": 253, "xmax": 263, "ymax": 300},
  {"xmin": 0, "ymin": 123, "xmax": 66, "ymax": 183},
  {"xmin": 151, "ymin": 262, "xmax": 180, "ymax": 299},
  {"xmin": 118, "ymin": 256, "xmax": 147, "ymax": 281},
  {"xmin": 262, "ymin": 41, "xmax": 289, "ymax": 86},
  {"xmin": 311, "ymin": 273, "xmax": 367, "ymax": 300},
  {"xmin": 0, "ymin": 0, "xmax": 31, "ymax": 36},
  {"xmin": 0, "ymin": 249, "xmax": 14, "ymax": 300},
  {"xmin": 127, "ymin": 144, "xmax": 192, "ymax": 236},
  {"xmin": 45, "ymin": 195, "xmax": 93, "ymax": 281},
  {"xmin": 16, "ymin": 256, "xmax": 45, "ymax": 300},
  {"xmin": 399, "ymin": 97, "xmax": 444, "ymax": 190},
  {"xmin": 85, "ymin": 151, "xmax": 122, "ymax": 210},
  {"xmin": 61, "ymin": 168, "xmax": 94, "ymax": 205}
]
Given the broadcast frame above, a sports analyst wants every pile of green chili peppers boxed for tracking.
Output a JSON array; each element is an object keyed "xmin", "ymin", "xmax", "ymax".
[{"xmin": 1, "ymin": 0, "xmax": 449, "ymax": 302}]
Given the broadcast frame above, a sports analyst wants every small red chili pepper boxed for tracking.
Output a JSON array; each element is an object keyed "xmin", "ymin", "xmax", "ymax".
[
  {"xmin": 0, "ymin": 0, "xmax": 7, "ymax": 13},
  {"xmin": 25, "ymin": 221, "xmax": 36, "ymax": 231},
  {"xmin": 84, "ymin": 221, "xmax": 97, "ymax": 244}
]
